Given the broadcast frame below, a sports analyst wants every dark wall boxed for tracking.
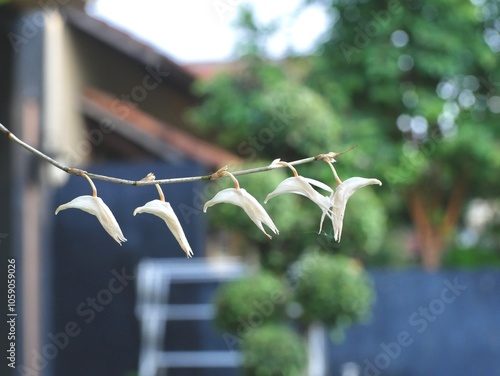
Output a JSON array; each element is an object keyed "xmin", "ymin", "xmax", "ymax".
[
  {"xmin": 51, "ymin": 161, "xmax": 208, "ymax": 376},
  {"xmin": 0, "ymin": 8, "xmax": 16, "ymax": 376},
  {"xmin": 329, "ymin": 269, "xmax": 500, "ymax": 376},
  {"xmin": 1, "ymin": 7, "xmax": 47, "ymax": 376}
]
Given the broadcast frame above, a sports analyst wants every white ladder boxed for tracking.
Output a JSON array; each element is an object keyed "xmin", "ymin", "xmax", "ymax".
[{"xmin": 135, "ymin": 258, "xmax": 246, "ymax": 376}]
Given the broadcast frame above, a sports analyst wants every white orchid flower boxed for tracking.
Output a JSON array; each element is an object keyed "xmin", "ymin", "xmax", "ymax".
[
  {"xmin": 332, "ymin": 177, "xmax": 382, "ymax": 242},
  {"xmin": 203, "ymin": 168, "xmax": 279, "ymax": 239},
  {"xmin": 265, "ymin": 159, "xmax": 334, "ymax": 233},
  {"xmin": 317, "ymin": 153, "xmax": 382, "ymax": 242},
  {"xmin": 55, "ymin": 174, "xmax": 127, "ymax": 245},
  {"xmin": 133, "ymin": 173, "xmax": 193, "ymax": 258}
]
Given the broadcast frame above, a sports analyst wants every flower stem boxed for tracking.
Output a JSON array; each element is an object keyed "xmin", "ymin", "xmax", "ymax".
[
  {"xmin": 275, "ymin": 161, "xmax": 299, "ymax": 177},
  {"xmin": 155, "ymin": 184, "xmax": 165, "ymax": 201},
  {"xmin": 83, "ymin": 174, "xmax": 97, "ymax": 197},
  {"xmin": 223, "ymin": 171, "xmax": 240, "ymax": 189},
  {"xmin": 324, "ymin": 159, "xmax": 343, "ymax": 185},
  {"xmin": 140, "ymin": 173, "xmax": 165, "ymax": 201}
]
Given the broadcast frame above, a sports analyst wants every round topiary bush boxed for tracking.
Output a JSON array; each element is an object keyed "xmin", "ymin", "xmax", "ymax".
[
  {"xmin": 241, "ymin": 324, "xmax": 306, "ymax": 376},
  {"xmin": 213, "ymin": 271, "xmax": 289, "ymax": 335},
  {"xmin": 293, "ymin": 252, "xmax": 374, "ymax": 328}
]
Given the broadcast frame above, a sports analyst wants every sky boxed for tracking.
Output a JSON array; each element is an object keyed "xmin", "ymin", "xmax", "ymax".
[{"xmin": 86, "ymin": 0, "xmax": 331, "ymax": 64}]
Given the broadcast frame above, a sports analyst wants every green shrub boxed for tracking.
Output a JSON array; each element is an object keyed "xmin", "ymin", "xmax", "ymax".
[
  {"xmin": 213, "ymin": 272, "xmax": 289, "ymax": 335},
  {"xmin": 442, "ymin": 247, "xmax": 500, "ymax": 268},
  {"xmin": 293, "ymin": 252, "xmax": 374, "ymax": 328},
  {"xmin": 241, "ymin": 324, "xmax": 306, "ymax": 376}
]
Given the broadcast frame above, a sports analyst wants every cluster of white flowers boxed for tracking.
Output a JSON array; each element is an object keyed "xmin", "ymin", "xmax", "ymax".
[
  {"xmin": 54, "ymin": 155, "xmax": 381, "ymax": 258},
  {"xmin": 1, "ymin": 125, "xmax": 381, "ymax": 256}
]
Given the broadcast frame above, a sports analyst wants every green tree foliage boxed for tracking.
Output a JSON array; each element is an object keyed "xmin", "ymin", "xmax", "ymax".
[
  {"xmin": 293, "ymin": 253, "xmax": 374, "ymax": 328},
  {"xmin": 190, "ymin": 63, "xmax": 341, "ymax": 161},
  {"xmin": 190, "ymin": 9, "xmax": 388, "ymax": 265},
  {"xmin": 306, "ymin": 0, "xmax": 500, "ymax": 267},
  {"xmin": 213, "ymin": 272, "xmax": 288, "ymax": 334},
  {"xmin": 212, "ymin": 253, "xmax": 371, "ymax": 373},
  {"xmin": 241, "ymin": 324, "xmax": 307, "ymax": 376},
  {"xmin": 191, "ymin": 0, "xmax": 500, "ymax": 268},
  {"xmin": 197, "ymin": 4, "xmax": 499, "ymax": 371},
  {"xmin": 201, "ymin": 57, "xmax": 382, "ymax": 364}
]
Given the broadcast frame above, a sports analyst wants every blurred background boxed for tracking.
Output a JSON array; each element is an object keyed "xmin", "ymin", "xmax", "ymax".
[{"xmin": 0, "ymin": 0, "xmax": 499, "ymax": 375}]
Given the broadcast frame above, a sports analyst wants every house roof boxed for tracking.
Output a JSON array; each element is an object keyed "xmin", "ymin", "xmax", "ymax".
[
  {"xmin": 58, "ymin": 6, "xmax": 242, "ymax": 168},
  {"xmin": 10, "ymin": 0, "xmax": 85, "ymax": 9},
  {"xmin": 82, "ymin": 87, "xmax": 242, "ymax": 168},
  {"xmin": 182, "ymin": 61, "xmax": 244, "ymax": 80},
  {"xmin": 61, "ymin": 6, "xmax": 195, "ymax": 95}
]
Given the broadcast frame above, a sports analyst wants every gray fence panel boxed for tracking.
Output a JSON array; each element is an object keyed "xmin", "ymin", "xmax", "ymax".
[{"xmin": 329, "ymin": 269, "xmax": 500, "ymax": 376}]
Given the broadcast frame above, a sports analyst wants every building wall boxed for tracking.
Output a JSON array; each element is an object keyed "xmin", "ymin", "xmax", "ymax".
[
  {"xmin": 43, "ymin": 10, "xmax": 87, "ymax": 170},
  {"xmin": 0, "ymin": 8, "xmax": 16, "ymax": 376},
  {"xmin": 67, "ymin": 24, "xmax": 198, "ymax": 133}
]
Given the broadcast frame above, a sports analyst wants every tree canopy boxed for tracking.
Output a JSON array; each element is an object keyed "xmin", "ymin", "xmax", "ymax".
[{"xmin": 190, "ymin": 0, "xmax": 500, "ymax": 268}]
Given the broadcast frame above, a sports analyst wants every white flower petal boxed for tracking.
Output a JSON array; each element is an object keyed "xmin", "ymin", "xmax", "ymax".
[
  {"xmin": 204, "ymin": 188, "xmax": 279, "ymax": 239},
  {"xmin": 332, "ymin": 177, "xmax": 382, "ymax": 242},
  {"xmin": 134, "ymin": 199, "xmax": 193, "ymax": 258},
  {"xmin": 265, "ymin": 176, "xmax": 332, "ymax": 202},
  {"xmin": 265, "ymin": 176, "xmax": 333, "ymax": 233},
  {"xmin": 302, "ymin": 177, "xmax": 334, "ymax": 194},
  {"xmin": 55, "ymin": 195, "xmax": 127, "ymax": 245}
]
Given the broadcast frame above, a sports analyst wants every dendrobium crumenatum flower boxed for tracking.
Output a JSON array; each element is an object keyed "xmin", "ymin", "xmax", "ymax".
[
  {"xmin": 264, "ymin": 151, "xmax": 382, "ymax": 241},
  {"xmin": 204, "ymin": 167, "xmax": 279, "ymax": 239},
  {"xmin": 265, "ymin": 159, "xmax": 334, "ymax": 233},
  {"xmin": 133, "ymin": 173, "xmax": 194, "ymax": 258},
  {"xmin": 318, "ymin": 153, "xmax": 382, "ymax": 241},
  {"xmin": 331, "ymin": 176, "xmax": 382, "ymax": 241},
  {"xmin": 48, "ymin": 146, "xmax": 379, "ymax": 249},
  {"xmin": 55, "ymin": 173, "xmax": 127, "ymax": 245}
]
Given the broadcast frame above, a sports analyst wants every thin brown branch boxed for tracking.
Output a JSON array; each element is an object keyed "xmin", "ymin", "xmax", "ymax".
[{"xmin": 0, "ymin": 122, "xmax": 355, "ymax": 186}]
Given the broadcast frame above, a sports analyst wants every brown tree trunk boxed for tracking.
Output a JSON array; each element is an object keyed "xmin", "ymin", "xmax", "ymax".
[
  {"xmin": 408, "ymin": 176, "xmax": 467, "ymax": 270},
  {"xmin": 410, "ymin": 190, "xmax": 443, "ymax": 269}
]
